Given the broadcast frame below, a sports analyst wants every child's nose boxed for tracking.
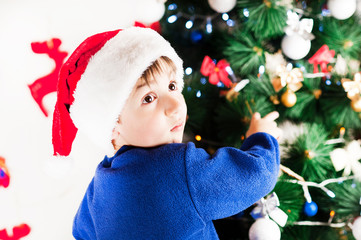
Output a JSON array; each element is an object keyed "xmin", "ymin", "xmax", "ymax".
[{"xmin": 164, "ymin": 94, "xmax": 181, "ymax": 116}]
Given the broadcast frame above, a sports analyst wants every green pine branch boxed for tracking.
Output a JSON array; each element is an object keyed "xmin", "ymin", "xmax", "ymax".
[
  {"xmin": 223, "ymin": 30, "xmax": 265, "ymax": 76},
  {"xmin": 238, "ymin": 0, "xmax": 288, "ymax": 39},
  {"xmin": 282, "ymin": 124, "xmax": 336, "ymax": 182}
]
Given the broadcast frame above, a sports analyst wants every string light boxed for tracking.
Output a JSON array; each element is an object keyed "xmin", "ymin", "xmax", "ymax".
[
  {"xmin": 167, "ymin": 14, "xmax": 178, "ymax": 24},
  {"xmin": 328, "ymin": 210, "xmax": 336, "ymax": 224},
  {"xmin": 226, "ymin": 19, "xmax": 235, "ymax": 27},
  {"xmin": 196, "ymin": 90, "xmax": 202, "ymax": 98},
  {"xmin": 321, "ymin": 8, "xmax": 331, "ymax": 17},
  {"xmin": 185, "ymin": 67, "xmax": 193, "ymax": 75},
  {"xmin": 168, "ymin": 3, "xmax": 177, "ymax": 11},
  {"xmin": 206, "ymin": 17, "xmax": 213, "ymax": 33},
  {"xmin": 195, "ymin": 135, "xmax": 202, "ymax": 141},
  {"xmin": 222, "ymin": 13, "xmax": 229, "ymax": 21},
  {"xmin": 185, "ymin": 18, "xmax": 194, "ymax": 29},
  {"xmin": 340, "ymin": 127, "xmax": 346, "ymax": 138},
  {"xmin": 165, "ymin": 7, "xmax": 236, "ymax": 34},
  {"xmin": 243, "ymin": 8, "xmax": 250, "ymax": 17},
  {"xmin": 258, "ymin": 65, "xmax": 265, "ymax": 75}
]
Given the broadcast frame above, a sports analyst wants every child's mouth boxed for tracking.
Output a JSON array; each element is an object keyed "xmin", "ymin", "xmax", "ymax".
[{"xmin": 171, "ymin": 122, "xmax": 183, "ymax": 132}]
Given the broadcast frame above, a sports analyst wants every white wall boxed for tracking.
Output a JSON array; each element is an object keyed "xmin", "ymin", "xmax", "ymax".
[{"xmin": 0, "ymin": 0, "xmax": 165, "ymax": 239}]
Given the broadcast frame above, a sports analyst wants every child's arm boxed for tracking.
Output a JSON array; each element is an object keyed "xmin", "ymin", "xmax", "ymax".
[{"xmin": 184, "ymin": 113, "xmax": 281, "ymax": 222}]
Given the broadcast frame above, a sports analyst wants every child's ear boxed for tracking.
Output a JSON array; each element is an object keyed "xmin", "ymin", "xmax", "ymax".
[{"xmin": 111, "ymin": 117, "xmax": 122, "ymax": 140}]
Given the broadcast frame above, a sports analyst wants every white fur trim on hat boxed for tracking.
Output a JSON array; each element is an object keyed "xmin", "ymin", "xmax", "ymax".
[{"xmin": 69, "ymin": 27, "xmax": 184, "ymax": 156}]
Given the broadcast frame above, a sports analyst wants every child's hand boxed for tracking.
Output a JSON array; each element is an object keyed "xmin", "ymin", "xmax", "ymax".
[{"xmin": 246, "ymin": 111, "xmax": 282, "ymax": 140}]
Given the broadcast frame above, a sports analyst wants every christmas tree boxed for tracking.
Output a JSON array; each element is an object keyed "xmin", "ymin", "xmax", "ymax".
[{"xmin": 160, "ymin": 0, "xmax": 361, "ymax": 239}]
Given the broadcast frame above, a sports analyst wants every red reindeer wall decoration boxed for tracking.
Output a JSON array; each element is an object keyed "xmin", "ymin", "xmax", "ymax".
[
  {"xmin": 0, "ymin": 224, "xmax": 31, "ymax": 240},
  {"xmin": 0, "ymin": 156, "xmax": 10, "ymax": 188},
  {"xmin": 28, "ymin": 38, "xmax": 68, "ymax": 117}
]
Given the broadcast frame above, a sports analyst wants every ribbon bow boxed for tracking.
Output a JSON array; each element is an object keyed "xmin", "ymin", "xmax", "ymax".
[
  {"xmin": 284, "ymin": 11, "xmax": 315, "ymax": 40},
  {"xmin": 200, "ymin": 56, "xmax": 232, "ymax": 88},
  {"xmin": 250, "ymin": 192, "xmax": 288, "ymax": 227},
  {"xmin": 330, "ymin": 140, "xmax": 361, "ymax": 180},
  {"xmin": 272, "ymin": 65, "xmax": 303, "ymax": 92},
  {"xmin": 342, "ymin": 73, "xmax": 361, "ymax": 101},
  {"xmin": 308, "ymin": 45, "xmax": 335, "ymax": 73}
]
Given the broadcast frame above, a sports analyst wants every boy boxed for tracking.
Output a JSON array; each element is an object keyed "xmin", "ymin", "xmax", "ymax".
[{"xmin": 52, "ymin": 27, "xmax": 281, "ymax": 239}]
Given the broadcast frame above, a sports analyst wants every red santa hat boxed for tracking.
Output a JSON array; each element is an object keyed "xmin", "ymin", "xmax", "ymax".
[{"xmin": 52, "ymin": 27, "xmax": 184, "ymax": 156}]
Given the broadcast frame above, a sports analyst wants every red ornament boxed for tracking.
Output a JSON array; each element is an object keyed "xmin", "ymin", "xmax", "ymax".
[
  {"xmin": 0, "ymin": 156, "xmax": 10, "ymax": 188},
  {"xmin": 28, "ymin": 38, "xmax": 68, "ymax": 117},
  {"xmin": 134, "ymin": 21, "xmax": 161, "ymax": 33},
  {"xmin": 0, "ymin": 224, "xmax": 31, "ymax": 240},
  {"xmin": 200, "ymin": 56, "xmax": 232, "ymax": 87},
  {"xmin": 308, "ymin": 44, "xmax": 335, "ymax": 73}
]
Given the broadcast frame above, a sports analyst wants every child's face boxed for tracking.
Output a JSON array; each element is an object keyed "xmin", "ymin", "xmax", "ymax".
[{"xmin": 112, "ymin": 71, "xmax": 187, "ymax": 148}]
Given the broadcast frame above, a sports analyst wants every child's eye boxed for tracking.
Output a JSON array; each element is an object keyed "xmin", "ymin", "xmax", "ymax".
[
  {"xmin": 169, "ymin": 82, "xmax": 177, "ymax": 91},
  {"xmin": 142, "ymin": 94, "xmax": 156, "ymax": 104}
]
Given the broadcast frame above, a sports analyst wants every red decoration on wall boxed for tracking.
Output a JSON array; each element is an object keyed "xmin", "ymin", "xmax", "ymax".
[
  {"xmin": 134, "ymin": 21, "xmax": 162, "ymax": 33},
  {"xmin": 28, "ymin": 38, "xmax": 68, "ymax": 117},
  {"xmin": 0, "ymin": 224, "xmax": 31, "ymax": 240},
  {"xmin": 200, "ymin": 56, "xmax": 232, "ymax": 87},
  {"xmin": 308, "ymin": 44, "xmax": 335, "ymax": 74},
  {"xmin": 0, "ymin": 157, "xmax": 10, "ymax": 188}
]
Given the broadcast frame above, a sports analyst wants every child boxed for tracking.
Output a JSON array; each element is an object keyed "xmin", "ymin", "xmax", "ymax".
[{"xmin": 52, "ymin": 27, "xmax": 281, "ymax": 240}]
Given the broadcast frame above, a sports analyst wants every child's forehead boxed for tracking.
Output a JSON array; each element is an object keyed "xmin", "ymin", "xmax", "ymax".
[{"xmin": 136, "ymin": 70, "xmax": 174, "ymax": 88}]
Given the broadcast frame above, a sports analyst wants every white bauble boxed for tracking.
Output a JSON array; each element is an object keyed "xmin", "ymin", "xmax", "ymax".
[
  {"xmin": 328, "ymin": 0, "xmax": 356, "ymax": 20},
  {"xmin": 208, "ymin": 0, "xmax": 236, "ymax": 13},
  {"xmin": 281, "ymin": 34, "xmax": 311, "ymax": 60},
  {"xmin": 352, "ymin": 217, "xmax": 361, "ymax": 240},
  {"xmin": 135, "ymin": 0, "xmax": 166, "ymax": 25},
  {"xmin": 249, "ymin": 218, "xmax": 281, "ymax": 240}
]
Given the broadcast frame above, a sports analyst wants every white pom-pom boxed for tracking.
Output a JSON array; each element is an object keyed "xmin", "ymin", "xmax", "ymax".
[
  {"xmin": 249, "ymin": 218, "xmax": 281, "ymax": 240},
  {"xmin": 281, "ymin": 34, "xmax": 311, "ymax": 60},
  {"xmin": 327, "ymin": 0, "xmax": 356, "ymax": 20},
  {"xmin": 352, "ymin": 217, "xmax": 361, "ymax": 240},
  {"xmin": 135, "ymin": 0, "xmax": 166, "ymax": 25},
  {"xmin": 208, "ymin": 0, "xmax": 236, "ymax": 13}
]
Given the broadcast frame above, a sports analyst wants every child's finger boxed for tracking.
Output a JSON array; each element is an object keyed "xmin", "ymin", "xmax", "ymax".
[{"xmin": 263, "ymin": 111, "xmax": 279, "ymax": 121}]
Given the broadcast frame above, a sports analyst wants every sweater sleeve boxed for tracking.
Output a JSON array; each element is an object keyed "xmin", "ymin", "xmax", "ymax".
[{"xmin": 184, "ymin": 132, "xmax": 280, "ymax": 221}]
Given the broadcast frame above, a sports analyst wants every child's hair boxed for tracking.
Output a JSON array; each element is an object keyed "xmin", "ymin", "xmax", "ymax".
[
  {"xmin": 140, "ymin": 56, "xmax": 177, "ymax": 85},
  {"xmin": 111, "ymin": 56, "xmax": 177, "ymax": 150}
]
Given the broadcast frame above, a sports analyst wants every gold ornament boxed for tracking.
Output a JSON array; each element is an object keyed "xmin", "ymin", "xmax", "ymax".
[
  {"xmin": 281, "ymin": 89, "xmax": 297, "ymax": 107},
  {"xmin": 351, "ymin": 98, "xmax": 361, "ymax": 112}
]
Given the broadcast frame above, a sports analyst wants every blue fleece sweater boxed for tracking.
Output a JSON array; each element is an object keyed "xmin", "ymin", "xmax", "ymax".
[{"xmin": 73, "ymin": 132, "xmax": 280, "ymax": 239}]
